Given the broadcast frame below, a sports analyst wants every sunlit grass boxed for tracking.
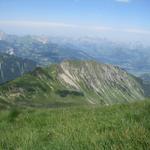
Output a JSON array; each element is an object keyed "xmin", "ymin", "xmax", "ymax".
[{"xmin": 0, "ymin": 100, "xmax": 150, "ymax": 150}]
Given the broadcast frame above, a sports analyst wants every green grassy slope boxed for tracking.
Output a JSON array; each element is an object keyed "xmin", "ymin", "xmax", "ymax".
[
  {"xmin": 0, "ymin": 100, "xmax": 149, "ymax": 149},
  {"xmin": 0, "ymin": 66, "xmax": 87, "ymax": 109}
]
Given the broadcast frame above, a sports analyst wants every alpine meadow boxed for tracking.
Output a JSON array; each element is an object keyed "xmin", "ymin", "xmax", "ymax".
[{"xmin": 0, "ymin": 0, "xmax": 150, "ymax": 149}]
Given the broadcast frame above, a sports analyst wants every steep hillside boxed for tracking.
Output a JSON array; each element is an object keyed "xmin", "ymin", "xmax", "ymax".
[
  {"xmin": 0, "ymin": 53, "xmax": 36, "ymax": 84},
  {"xmin": 0, "ymin": 60, "xmax": 144, "ymax": 108},
  {"xmin": 57, "ymin": 61, "xmax": 144, "ymax": 104}
]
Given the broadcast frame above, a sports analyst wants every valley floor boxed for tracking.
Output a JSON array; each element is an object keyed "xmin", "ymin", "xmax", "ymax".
[{"xmin": 0, "ymin": 100, "xmax": 150, "ymax": 150}]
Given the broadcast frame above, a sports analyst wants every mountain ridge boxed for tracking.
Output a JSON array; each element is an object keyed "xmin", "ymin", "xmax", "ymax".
[{"xmin": 0, "ymin": 60, "xmax": 145, "ymax": 108}]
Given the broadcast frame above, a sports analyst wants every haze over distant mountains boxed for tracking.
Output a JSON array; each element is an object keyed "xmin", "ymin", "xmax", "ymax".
[{"xmin": 0, "ymin": 31, "xmax": 150, "ymax": 76}]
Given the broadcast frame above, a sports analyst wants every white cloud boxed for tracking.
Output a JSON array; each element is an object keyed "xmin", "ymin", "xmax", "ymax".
[
  {"xmin": 0, "ymin": 20, "xmax": 150, "ymax": 36},
  {"xmin": 0, "ymin": 20, "xmax": 112, "ymax": 31},
  {"xmin": 0, "ymin": 20, "xmax": 78, "ymax": 28},
  {"xmin": 122, "ymin": 28, "xmax": 150, "ymax": 35}
]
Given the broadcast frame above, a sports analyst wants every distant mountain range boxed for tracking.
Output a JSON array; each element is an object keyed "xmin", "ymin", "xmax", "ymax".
[
  {"xmin": 0, "ymin": 32, "xmax": 150, "ymax": 75},
  {"xmin": 0, "ymin": 34, "xmax": 92, "ymax": 66},
  {"xmin": 54, "ymin": 37, "xmax": 150, "ymax": 75},
  {"xmin": 0, "ymin": 60, "xmax": 146, "ymax": 108}
]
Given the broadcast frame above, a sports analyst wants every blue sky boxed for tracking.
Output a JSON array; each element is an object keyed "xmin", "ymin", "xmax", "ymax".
[{"xmin": 0, "ymin": 0, "xmax": 150, "ymax": 43}]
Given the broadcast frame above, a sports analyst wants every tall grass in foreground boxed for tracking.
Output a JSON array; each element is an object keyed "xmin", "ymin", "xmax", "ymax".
[{"xmin": 0, "ymin": 100, "xmax": 150, "ymax": 150}]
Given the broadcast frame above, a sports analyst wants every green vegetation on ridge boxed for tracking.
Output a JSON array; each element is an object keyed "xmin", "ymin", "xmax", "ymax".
[{"xmin": 0, "ymin": 60, "xmax": 145, "ymax": 108}]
